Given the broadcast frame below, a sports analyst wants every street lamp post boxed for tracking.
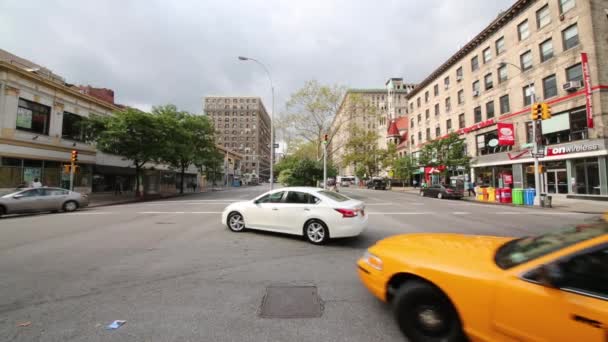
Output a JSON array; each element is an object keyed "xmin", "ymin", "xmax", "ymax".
[
  {"xmin": 238, "ymin": 56, "xmax": 275, "ymax": 190},
  {"xmin": 499, "ymin": 62, "xmax": 541, "ymax": 206}
]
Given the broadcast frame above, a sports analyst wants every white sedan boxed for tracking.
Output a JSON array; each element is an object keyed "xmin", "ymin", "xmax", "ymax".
[{"xmin": 221, "ymin": 187, "xmax": 368, "ymax": 244}]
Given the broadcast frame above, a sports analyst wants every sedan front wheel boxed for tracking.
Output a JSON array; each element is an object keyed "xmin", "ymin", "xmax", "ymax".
[{"xmin": 227, "ymin": 212, "xmax": 246, "ymax": 232}]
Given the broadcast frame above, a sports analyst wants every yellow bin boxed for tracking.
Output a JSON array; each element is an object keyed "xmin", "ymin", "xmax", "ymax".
[
  {"xmin": 476, "ymin": 187, "xmax": 484, "ymax": 201},
  {"xmin": 487, "ymin": 187, "xmax": 496, "ymax": 202}
]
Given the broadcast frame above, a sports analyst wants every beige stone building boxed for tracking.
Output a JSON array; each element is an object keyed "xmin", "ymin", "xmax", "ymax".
[
  {"xmin": 203, "ymin": 96, "xmax": 271, "ymax": 181},
  {"xmin": 406, "ymin": 0, "xmax": 608, "ymax": 198},
  {"xmin": 330, "ymin": 78, "xmax": 413, "ymax": 177}
]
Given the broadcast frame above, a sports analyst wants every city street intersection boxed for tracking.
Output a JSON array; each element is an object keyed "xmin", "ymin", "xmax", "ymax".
[{"xmin": 0, "ymin": 186, "xmax": 598, "ymax": 342}]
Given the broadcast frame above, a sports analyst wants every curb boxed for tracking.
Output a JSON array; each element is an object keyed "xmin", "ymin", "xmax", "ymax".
[
  {"xmin": 392, "ymin": 188, "xmax": 604, "ymax": 215},
  {"xmin": 88, "ymin": 191, "xmax": 204, "ymax": 208}
]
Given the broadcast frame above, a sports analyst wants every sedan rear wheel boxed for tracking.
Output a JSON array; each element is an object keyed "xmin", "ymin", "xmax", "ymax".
[
  {"xmin": 63, "ymin": 201, "xmax": 78, "ymax": 212},
  {"xmin": 304, "ymin": 220, "xmax": 329, "ymax": 245},
  {"xmin": 227, "ymin": 212, "xmax": 245, "ymax": 232},
  {"xmin": 393, "ymin": 281, "xmax": 465, "ymax": 342}
]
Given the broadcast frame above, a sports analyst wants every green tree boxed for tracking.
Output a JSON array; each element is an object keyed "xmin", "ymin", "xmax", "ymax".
[
  {"xmin": 198, "ymin": 148, "xmax": 224, "ymax": 186},
  {"xmin": 418, "ymin": 133, "xmax": 471, "ymax": 182},
  {"xmin": 283, "ymin": 80, "xmax": 346, "ymax": 159},
  {"xmin": 394, "ymin": 156, "xmax": 417, "ymax": 187},
  {"xmin": 342, "ymin": 126, "xmax": 387, "ymax": 178},
  {"xmin": 355, "ymin": 164, "xmax": 366, "ymax": 180},
  {"xmin": 153, "ymin": 105, "xmax": 216, "ymax": 194},
  {"xmin": 87, "ymin": 108, "xmax": 165, "ymax": 196}
]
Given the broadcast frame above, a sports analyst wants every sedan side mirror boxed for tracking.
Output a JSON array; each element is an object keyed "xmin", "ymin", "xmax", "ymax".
[
  {"xmin": 537, "ymin": 263, "xmax": 566, "ymax": 288},
  {"xmin": 13, "ymin": 194, "xmax": 24, "ymax": 199}
]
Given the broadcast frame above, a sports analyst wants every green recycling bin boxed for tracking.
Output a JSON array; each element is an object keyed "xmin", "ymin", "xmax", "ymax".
[{"xmin": 512, "ymin": 188, "xmax": 524, "ymax": 205}]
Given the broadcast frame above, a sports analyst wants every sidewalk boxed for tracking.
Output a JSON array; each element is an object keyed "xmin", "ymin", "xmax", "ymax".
[{"xmin": 391, "ymin": 187, "xmax": 608, "ymax": 214}]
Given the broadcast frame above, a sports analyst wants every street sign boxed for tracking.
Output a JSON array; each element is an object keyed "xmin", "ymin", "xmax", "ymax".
[{"xmin": 531, "ymin": 152, "xmax": 545, "ymax": 158}]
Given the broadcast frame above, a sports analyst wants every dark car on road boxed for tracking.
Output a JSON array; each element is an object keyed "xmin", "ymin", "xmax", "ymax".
[
  {"xmin": 367, "ymin": 178, "xmax": 387, "ymax": 190},
  {"xmin": 420, "ymin": 184, "xmax": 463, "ymax": 199}
]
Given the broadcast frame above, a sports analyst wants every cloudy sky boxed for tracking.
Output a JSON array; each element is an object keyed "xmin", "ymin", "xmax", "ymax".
[{"xmin": 1, "ymin": 0, "xmax": 513, "ymax": 114}]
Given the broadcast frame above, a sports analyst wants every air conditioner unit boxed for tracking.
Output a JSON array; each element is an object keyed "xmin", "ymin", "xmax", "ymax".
[
  {"xmin": 456, "ymin": 75, "xmax": 463, "ymax": 82},
  {"xmin": 472, "ymin": 90, "xmax": 480, "ymax": 97},
  {"xmin": 563, "ymin": 81, "xmax": 581, "ymax": 92}
]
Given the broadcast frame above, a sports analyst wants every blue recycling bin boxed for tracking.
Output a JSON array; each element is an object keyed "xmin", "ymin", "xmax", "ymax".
[{"xmin": 524, "ymin": 188, "xmax": 536, "ymax": 206}]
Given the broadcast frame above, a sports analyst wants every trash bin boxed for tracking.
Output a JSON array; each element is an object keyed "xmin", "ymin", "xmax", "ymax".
[
  {"xmin": 487, "ymin": 187, "xmax": 496, "ymax": 202},
  {"xmin": 482, "ymin": 187, "xmax": 489, "ymax": 202},
  {"xmin": 524, "ymin": 188, "xmax": 536, "ymax": 206},
  {"xmin": 476, "ymin": 187, "xmax": 484, "ymax": 201},
  {"xmin": 540, "ymin": 193, "xmax": 553, "ymax": 208},
  {"xmin": 501, "ymin": 188, "xmax": 512, "ymax": 204},
  {"xmin": 512, "ymin": 188, "xmax": 523, "ymax": 205},
  {"xmin": 496, "ymin": 188, "xmax": 502, "ymax": 203}
]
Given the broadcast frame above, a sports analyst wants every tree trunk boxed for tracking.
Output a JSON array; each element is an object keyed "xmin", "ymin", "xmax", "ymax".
[
  {"xmin": 180, "ymin": 163, "xmax": 185, "ymax": 194},
  {"xmin": 135, "ymin": 163, "xmax": 142, "ymax": 198}
]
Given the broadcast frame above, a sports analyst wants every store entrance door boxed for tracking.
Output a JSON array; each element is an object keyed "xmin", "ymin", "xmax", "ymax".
[{"xmin": 545, "ymin": 169, "xmax": 567, "ymax": 194}]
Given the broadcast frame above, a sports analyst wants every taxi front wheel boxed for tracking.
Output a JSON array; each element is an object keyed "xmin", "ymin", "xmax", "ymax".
[{"xmin": 392, "ymin": 280, "xmax": 465, "ymax": 342}]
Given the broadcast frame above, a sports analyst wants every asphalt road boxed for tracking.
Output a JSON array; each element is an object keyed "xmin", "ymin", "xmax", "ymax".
[{"xmin": 0, "ymin": 186, "xmax": 598, "ymax": 342}]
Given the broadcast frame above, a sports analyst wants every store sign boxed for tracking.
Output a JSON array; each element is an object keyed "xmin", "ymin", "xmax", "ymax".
[
  {"xmin": 545, "ymin": 143, "xmax": 600, "ymax": 157},
  {"xmin": 457, "ymin": 118, "xmax": 496, "ymax": 135},
  {"xmin": 581, "ymin": 53, "xmax": 594, "ymax": 128},
  {"xmin": 497, "ymin": 122, "xmax": 515, "ymax": 146},
  {"xmin": 488, "ymin": 139, "xmax": 499, "ymax": 147}
]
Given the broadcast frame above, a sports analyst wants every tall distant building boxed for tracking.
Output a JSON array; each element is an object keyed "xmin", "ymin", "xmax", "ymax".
[{"xmin": 203, "ymin": 96, "xmax": 271, "ymax": 181}]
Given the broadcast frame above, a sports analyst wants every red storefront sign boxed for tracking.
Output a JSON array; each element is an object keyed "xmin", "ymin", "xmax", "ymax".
[
  {"xmin": 581, "ymin": 53, "xmax": 594, "ymax": 128},
  {"xmin": 457, "ymin": 118, "xmax": 496, "ymax": 135},
  {"xmin": 503, "ymin": 174, "xmax": 513, "ymax": 185},
  {"xmin": 497, "ymin": 122, "xmax": 515, "ymax": 146}
]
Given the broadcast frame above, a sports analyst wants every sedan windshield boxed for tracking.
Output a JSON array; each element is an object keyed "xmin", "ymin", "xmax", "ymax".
[
  {"xmin": 495, "ymin": 220, "xmax": 608, "ymax": 269},
  {"xmin": 318, "ymin": 190, "xmax": 350, "ymax": 202}
]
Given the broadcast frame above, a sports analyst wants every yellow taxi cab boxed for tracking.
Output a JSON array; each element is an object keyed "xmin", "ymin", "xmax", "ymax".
[{"xmin": 357, "ymin": 219, "xmax": 608, "ymax": 342}]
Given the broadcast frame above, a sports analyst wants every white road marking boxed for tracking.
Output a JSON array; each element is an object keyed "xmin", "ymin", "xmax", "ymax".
[
  {"xmin": 452, "ymin": 212, "xmax": 470, "ymax": 215},
  {"xmin": 364, "ymin": 203, "xmax": 393, "ymax": 206},
  {"xmin": 65, "ymin": 212, "xmax": 115, "ymax": 215},
  {"xmin": 367, "ymin": 212, "xmax": 431, "ymax": 215},
  {"xmin": 138, "ymin": 211, "xmax": 222, "ymax": 214}
]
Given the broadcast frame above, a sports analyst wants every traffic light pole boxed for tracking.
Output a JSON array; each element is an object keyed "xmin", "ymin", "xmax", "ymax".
[
  {"xmin": 69, "ymin": 161, "xmax": 75, "ymax": 191},
  {"xmin": 531, "ymin": 90, "xmax": 541, "ymax": 206}
]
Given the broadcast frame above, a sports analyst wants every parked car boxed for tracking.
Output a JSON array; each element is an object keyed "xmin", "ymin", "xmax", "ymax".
[
  {"xmin": 420, "ymin": 184, "xmax": 463, "ymax": 199},
  {"xmin": 367, "ymin": 178, "xmax": 387, "ymax": 190},
  {"xmin": 357, "ymin": 218, "xmax": 608, "ymax": 342},
  {"xmin": 340, "ymin": 180, "xmax": 351, "ymax": 187},
  {"xmin": 222, "ymin": 187, "xmax": 368, "ymax": 245},
  {"xmin": 0, "ymin": 187, "xmax": 89, "ymax": 217}
]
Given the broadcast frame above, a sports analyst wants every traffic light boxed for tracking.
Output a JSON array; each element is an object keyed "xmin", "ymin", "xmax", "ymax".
[
  {"xmin": 541, "ymin": 102, "xmax": 551, "ymax": 120},
  {"xmin": 71, "ymin": 150, "xmax": 78, "ymax": 163},
  {"xmin": 531, "ymin": 103, "xmax": 542, "ymax": 121},
  {"xmin": 64, "ymin": 165, "xmax": 71, "ymax": 174}
]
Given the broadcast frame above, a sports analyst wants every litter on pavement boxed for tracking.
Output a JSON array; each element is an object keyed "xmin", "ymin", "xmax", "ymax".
[
  {"xmin": 17, "ymin": 321, "xmax": 31, "ymax": 327},
  {"xmin": 105, "ymin": 320, "xmax": 126, "ymax": 330}
]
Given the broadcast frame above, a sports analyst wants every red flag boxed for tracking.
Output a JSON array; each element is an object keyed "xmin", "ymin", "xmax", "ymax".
[
  {"xmin": 498, "ymin": 122, "xmax": 515, "ymax": 146},
  {"xmin": 581, "ymin": 53, "xmax": 594, "ymax": 128}
]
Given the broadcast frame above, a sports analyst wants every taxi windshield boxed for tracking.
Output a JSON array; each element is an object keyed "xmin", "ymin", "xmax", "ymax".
[{"xmin": 495, "ymin": 220, "xmax": 608, "ymax": 269}]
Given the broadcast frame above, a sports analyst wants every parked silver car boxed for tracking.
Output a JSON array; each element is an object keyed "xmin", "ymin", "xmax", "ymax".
[{"xmin": 0, "ymin": 187, "xmax": 89, "ymax": 216}]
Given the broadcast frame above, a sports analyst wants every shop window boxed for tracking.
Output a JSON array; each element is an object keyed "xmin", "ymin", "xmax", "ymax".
[
  {"xmin": 476, "ymin": 130, "xmax": 511, "ymax": 156},
  {"xmin": 526, "ymin": 107, "xmax": 588, "ymax": 145},
  {"xmin": 574, "ymin": 158, "xmax": 600, "ymax": 195},
  {"xmin": 17, "ymin": 98, "xmax": 51, "ymax": 135}
]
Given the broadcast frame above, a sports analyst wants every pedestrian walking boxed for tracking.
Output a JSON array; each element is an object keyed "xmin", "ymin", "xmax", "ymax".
[
  {"xmin": 468, "ymin": 182, "xmax": 476, "ymax": 197},
  {"xmin": 30, "ymin": 178, "xmax": 42, "ymax": 188},
  {"xmin": 412, "ymin": 179, "xmax": 418, "ymax": 189},
  {"xmin": 190, "ymin": 182, "xmax": 197, "ymax": 193},
  {"xmin": 114, "ymin": 177, "xmax": 123, "ymax": 195}
]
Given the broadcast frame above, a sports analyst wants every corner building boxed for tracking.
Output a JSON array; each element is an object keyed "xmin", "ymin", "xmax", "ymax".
[{"xmin": 407, "ymin": 0, "xmax": 608, "ymax": 198}]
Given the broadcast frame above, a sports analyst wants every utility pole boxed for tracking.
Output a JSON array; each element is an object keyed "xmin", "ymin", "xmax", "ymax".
[{"xmin": 530, "ymin": 87, "xmax": 541, "ymax": 206}]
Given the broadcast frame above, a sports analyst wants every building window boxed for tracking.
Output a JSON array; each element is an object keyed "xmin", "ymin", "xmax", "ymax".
[
  {"xmin": 445, "ymin": 97, "xmax": 451, "ymax": 112},
  {"xmin": 425, "ymin": 109, "xmax": 430, "ymax": 120},
  {"xmin": 539, "ymin": 38, "xmax": 554, "ymax": 62},
  {"xmin": 536, "ymin": 5, "xmax": 551, "ymax": 28},
  {"xmin": 418, "ymin": 131, "xmax": 422, "ymax": 141},
  {"xmin": 559, "ymin": 0, "xmax": 575, "ymax": 14},
  {"xmin": 483, "ymin": 47, "xmax": 492, "ymax": 63},
  {"xmin": 426, "ymin": 128, "xmax": 431, "ymax": 141},
  {"xmin": 543, "ymin": 74, "xmax": 558, "ymax": 99},
  {"xmin": 523, "ymin": 84, "xmax": 535, "ymax": 106},
  {"xmin": 474, "ymin": 106, "xmax": 482, "ymax": 123},
  {"xmin": 410, "ymin": 118, "xmax": 414, "ymax": 128},
  {"xmin": 495, "ymin": 36, "xmax": 505, "ymax": 55},
  {"xmin": 444, "ymin": 76, "xmax": 450, "ymax": 89},
  {"xmin": 471, "ymin": 55, "xmax": 479, "ymax": 71},
  {"xmin": 446, "ymin": 119, "xmax": 452, "ymax": 131},
  {"xmin": 417, "ymin": 114, "xmax": 421, "ymax": 123},
  {"xmin": 562, "ymin": 24, "xmax": 579, "ymax": 50},
  {"xmin": 566, "ymin": 63, "xmax": 583, "ymax": 83},
  {"xmin": 573, "ymin": 157, "xmax": 599, "ymax": 195},
  {"xmin": 499, "ymin": 95, "xmax": 510, "ymax": 114},
  {"xmin": 16, "ymin": 98, "xmax": 50, "ymax": 135},
  {"xmin": 62, "ymin": 112, "xmax": 86, "ymax": 141},
  {"xmin": 458, "ymin": 90, "xmax": 464, "ymax": 104},
  {"xmin": 484, "ymin": 73, "xmax": 493, "ymax": 90},
  {"xmin": 434, "ymin": 103, "xmax": 440, "ymax": 116},
  {"xmin": 518, "ymin": 20, "xmax": 530, "ymax": 40},
  {"xmin": 435, "ymin": 126, "xmax": 440, "ymax": 138},
  {"xmin": 486, "ymin": 101, "xmax": 495, "ymax": 119},
  {"xmin": 425, "ymin": 91, "xmax": 429, "ymax": 103},
  {"xmin": 458, "ymin": 113, "xmax": 465, "ymax": 129},
  {"xmin": 417, "ymin": 97, "xmax": 421, "ymax": 107},
  {"xmin": 456, "ymin": 66, "xmax": 463, "ymax": 80},
  {"xmin": 434, "ymin": 84, "xmax": 439, "ymax": 96},
  {"xmin": 498, "ymin": 64, "xmax": 508, "ymax": 83},
  {"xmin": 411, "ymin": 135, "xmax": 415, "ymax": 145},
  {"xmin": 520, "ymin": 50, "xmax": 533, "ymax": 71},
  {"xmin": 472, "ymin": 80, "xmax": 480, "ymax": 94}
]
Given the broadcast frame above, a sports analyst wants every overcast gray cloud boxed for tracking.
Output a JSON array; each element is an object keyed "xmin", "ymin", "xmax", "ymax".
[{"xmin": 1, "ymin": 0, "xmax": 513, "ymax": 114}]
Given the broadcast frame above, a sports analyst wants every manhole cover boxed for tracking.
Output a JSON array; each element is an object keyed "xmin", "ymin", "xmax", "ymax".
[{"xmin": 260, "ymin": 286, "xmax": 323, "ymax": 318}]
